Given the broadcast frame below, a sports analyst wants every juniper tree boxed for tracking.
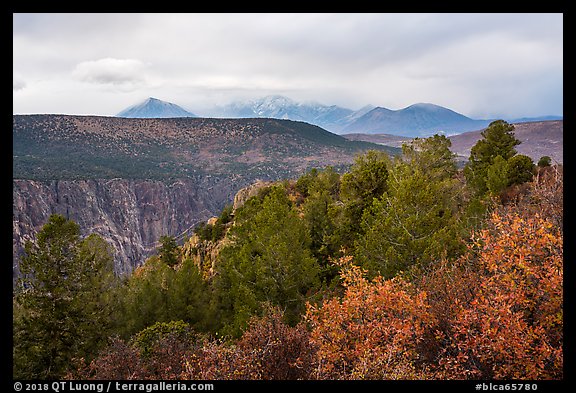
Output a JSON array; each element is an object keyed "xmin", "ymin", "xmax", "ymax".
[{"xmin": 213, "ymin": 185, "xmax": 320, "ymax": 337}]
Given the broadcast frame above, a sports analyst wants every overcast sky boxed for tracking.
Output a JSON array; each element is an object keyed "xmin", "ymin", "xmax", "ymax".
[{"xmin": 13, "ymin": 13, "xmax": 563, "ymax": 119}]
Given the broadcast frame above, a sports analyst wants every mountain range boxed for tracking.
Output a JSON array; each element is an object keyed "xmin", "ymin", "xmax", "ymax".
[
  {"xmin": 116, "ymin": 95, "xmax": 562, "ymax": 138},
  {"xmin": 208, "ymin": 95, "xmax": 360, "ymax": 133},
  {"xmin": 339, "ymin": 103, "xmax": 491, "ymax": 137}
]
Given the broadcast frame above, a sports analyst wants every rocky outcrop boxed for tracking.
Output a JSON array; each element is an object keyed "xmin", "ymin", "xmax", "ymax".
[
  {"xmin": 181, "ymin": 233, "xmax": 232, "ymax": 279},
  {"xmin": 232, "ymin": 180, "xmax": 274, "ymax": 210},
  {"xmin": 181, "ymin": 180, "xmax": 275, "ymax": 278},
  {"xmin": 12, "ymin": 176, "xmax": 250, "ymax": 281}
]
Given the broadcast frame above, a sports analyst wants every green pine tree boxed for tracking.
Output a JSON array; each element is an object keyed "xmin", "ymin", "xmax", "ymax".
[
  {"xmin": 506, "ymin": 154, "xmax": 535, "ymax": 186},
  {"xmin": 486, "ymin": 155, "xmax": 509, "ymax": 196},
  {"xmin": 330, "ymin": 150, "xmax": 391, "ymax": 252},
  {"xmin": 213, "ymin": 185, "xmax": 320, "ymax": 337},
  {"xmin": 167, "ymin": 258, "xmax": 211, "ymax": 332},
  {"xmin": 118, "ymin": 256, "xmax": 174, "ymax": 337},
  {"xmin": 464, "ymin": 120, "xmax": 521, "ymax": 197},
  {"xmin": 13, "ymin": 214, "xmax": 117, "ymax": 379},
  {"xmin": 355, "ymin": 135, "xmax": 466, "ymax": 279},
  {"xmin": 158, "ymin": 235, "xmax": 179, "ymax": 267}
]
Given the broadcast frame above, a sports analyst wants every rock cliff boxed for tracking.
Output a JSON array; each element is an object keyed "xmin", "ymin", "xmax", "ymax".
[{"xmin": 12, "ymin": 176, "xmax": 249, "ymax": 280}]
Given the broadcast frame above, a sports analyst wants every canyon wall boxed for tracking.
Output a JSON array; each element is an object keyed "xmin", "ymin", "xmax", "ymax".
[{"xmin": 13, "ymin": 176, "xmax": 248, "ymax": 280}]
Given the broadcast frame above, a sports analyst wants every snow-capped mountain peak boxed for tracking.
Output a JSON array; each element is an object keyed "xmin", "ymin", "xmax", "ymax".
[
  {"xmin": 210, "ymin": 95, "xmax": 354, "ymax": 130},
  {"xmin": 116, "ymin": 97, "xmax": 197, "ymax": 118}
]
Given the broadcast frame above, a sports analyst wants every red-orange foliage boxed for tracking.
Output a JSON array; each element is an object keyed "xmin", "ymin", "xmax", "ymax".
[
  {"xmin": 416, "ymin": 256, "xmax": 479, "ymax": 365},
  {"xmin": 143, "ymin": 333, "xmax": 198, "ymax": 379},
  {"xmin": 305, "ymin": 256, "xmax": 435, "ymax": 379},
  {"xmin": 305, "ymin": 205, "xmax": 562, "ymax": 380},
  {"xmin": 68, "ymin": 333, "xmax": 199, "ymax": 380},
  {"xmin": 436, "ymin": 211, "xmax": 563, "ymax": 379},
  {"xmin": 235, "ymin": 305, "xmax": 315, "ymax": 380},
  {"xmin": 68, "ymin": 336, "xmax": 146, "ymax": 380},
  {"xmin": 498, "ymin": 165, "xmax": 563, "ymax": 229}
]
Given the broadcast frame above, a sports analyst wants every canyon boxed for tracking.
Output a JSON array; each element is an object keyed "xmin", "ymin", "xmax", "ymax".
[
  {"xmin": 13, "ymin": 115, "xmax": 393, "ymax": 281},
  {"xmin": 12, "ymin": 176, "xmax": 243, "ymax": 278}
]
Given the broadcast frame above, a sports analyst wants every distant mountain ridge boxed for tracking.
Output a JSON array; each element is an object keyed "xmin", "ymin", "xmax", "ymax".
[
  {"xmin": 340, "ymin": 103, "xmax": 492, "ymax": 137},
  {"xmin": 210, "ymin": 95, "xmax": 355, "ymax": 132},
  {"xmin": 117, "ymin": 97, "xmax": 197, "ymax": 118},
  {"xmin": 115, "ymin": 96, "xmax": 562, "ymax": 138},
  {"xmin": 507, "ymin": 115, "xmax": 563, "ymax": 123},
  {"xmin": 14, "ymin": 114, "xmax": 396, "ymax": 181},
  {"xmin": 209, "ymin": 97, "xmax": 498, "ymax": 137}
]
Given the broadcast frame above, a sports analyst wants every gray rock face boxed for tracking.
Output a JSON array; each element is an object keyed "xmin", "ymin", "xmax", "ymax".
[{"xmin": 12, "ymin": 176, "xmax": 247, "ymax": 281}]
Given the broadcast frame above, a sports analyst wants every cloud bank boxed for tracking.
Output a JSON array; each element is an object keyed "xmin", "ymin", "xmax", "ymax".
[{"xmin": 13, "ymin": 13, "xmax": 563, "ymax": 119}]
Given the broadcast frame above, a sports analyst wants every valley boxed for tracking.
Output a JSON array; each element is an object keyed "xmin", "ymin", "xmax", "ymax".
[
  {"xmin": 13, "ymin": 114, "xmax": 397, "ymax": 279},
  {"xmin": 13, "ymin": 177, "xmax": 237, "ymax": 278}
]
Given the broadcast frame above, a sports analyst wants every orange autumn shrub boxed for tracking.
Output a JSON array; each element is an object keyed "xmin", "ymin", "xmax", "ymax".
[
  {"xmin": 305, "ymin": 256, "xmax": 435, "ymax": 379},
  {"xmin": 68, "ymin": 336, "xmax": 146, "ymax": 380},
  {"xmin": 306, "ymin": 207, "xmax": 562, "ymax": 380},
  {"xmin": 437, "ymin": 211, "xmax": 563, "ymax": 379},
  {"xmin": 415, "ymin": 256, "xmax": 480, "ymax": 366}
]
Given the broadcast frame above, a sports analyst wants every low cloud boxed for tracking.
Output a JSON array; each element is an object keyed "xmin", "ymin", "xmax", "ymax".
[
  {"xmin": 13, "ymin": 74, "xmax": 26, "ymax": 91},
  {"xmin": 72, "ymin": 58, "xmax": 148, "ymax": 87}
]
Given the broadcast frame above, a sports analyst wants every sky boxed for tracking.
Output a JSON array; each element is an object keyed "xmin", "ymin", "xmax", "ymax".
[{"xmin": 13, "ymin": 13, "xmax": 563, "ymax": 119}]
